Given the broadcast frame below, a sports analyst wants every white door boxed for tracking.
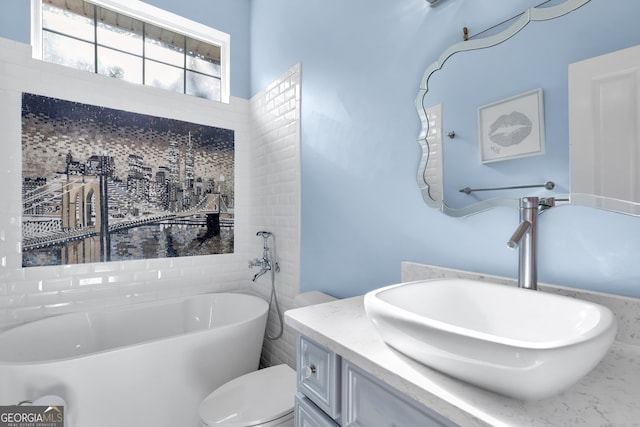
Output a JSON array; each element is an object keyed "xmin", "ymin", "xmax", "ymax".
[{"xmin": 569, "ymin": 44, "xmax": 640, "ymax": 203}]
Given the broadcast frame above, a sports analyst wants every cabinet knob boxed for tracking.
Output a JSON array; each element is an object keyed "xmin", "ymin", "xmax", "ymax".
[{"xmin": 302, "ymin": 364, "xmax": 317, "ymax": 379}]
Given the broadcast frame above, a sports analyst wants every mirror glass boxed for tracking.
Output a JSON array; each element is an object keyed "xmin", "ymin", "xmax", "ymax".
[{"xmin": 417, "ymin": 0, "xmax": 640, "ymax": 216}]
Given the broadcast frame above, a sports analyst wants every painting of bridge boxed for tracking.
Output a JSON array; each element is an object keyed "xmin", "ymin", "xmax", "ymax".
[{"xmin": 21, "ymin": 93, "xmax": 234, "ymax": 267}]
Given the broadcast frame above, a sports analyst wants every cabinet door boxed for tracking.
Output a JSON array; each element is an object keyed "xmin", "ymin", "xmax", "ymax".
[
  {"xmin": 295, "ymin": 393, "xmax": 339, "ymax": 427},
  {"xmin": 343, "ymin": 361, "xmax": 458, "ymax": 427},
  {"xmin": 297, "ymin": 335, "xmax": 341, "ymax": 420}
]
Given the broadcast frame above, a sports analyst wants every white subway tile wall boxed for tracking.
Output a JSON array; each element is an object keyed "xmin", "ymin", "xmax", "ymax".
[
  {"xmin": 249, "ymin": 63, "xmax": 302, "ymax": 369},
  {"xmin": 0, "ymin": 38, "xmax": 255, "ymax": 330},
  {"xmin": 0, "ymin": 38, "xmax": 301, "ymax": 369}
]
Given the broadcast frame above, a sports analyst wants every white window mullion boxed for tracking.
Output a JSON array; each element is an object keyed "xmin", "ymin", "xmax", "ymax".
[
  {"xmin": 30, "ymin": 0, "xmax": 43, "ymax": 60},
  {"xmin": 31, "ymin": 0, "xmax": 230, "ymax": 103}
]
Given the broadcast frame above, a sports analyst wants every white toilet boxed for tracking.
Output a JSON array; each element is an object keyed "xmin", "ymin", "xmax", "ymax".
[{"xmin": 199, "ymin": 364, "xmax": 297, "ymax": 427}]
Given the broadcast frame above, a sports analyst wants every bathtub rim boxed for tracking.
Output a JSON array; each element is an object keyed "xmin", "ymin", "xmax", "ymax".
[{"xmin": 0, "ymin": 291, "xmax": 269, "ymax": 365}]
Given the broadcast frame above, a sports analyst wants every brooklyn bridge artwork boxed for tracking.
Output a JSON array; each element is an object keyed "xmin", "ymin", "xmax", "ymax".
[{"xmin": 21, "ymin": 93, "xmax": 235, "ymax": 267}]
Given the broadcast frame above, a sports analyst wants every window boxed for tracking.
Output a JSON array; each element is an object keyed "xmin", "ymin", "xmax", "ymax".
[{"xmin": 31, "ymin": 0, "xmax": 230, "ymax": 103}]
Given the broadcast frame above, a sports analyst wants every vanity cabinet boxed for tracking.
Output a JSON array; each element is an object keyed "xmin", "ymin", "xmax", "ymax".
[
  {"xmin": 295, "ymin": 393, "xmax": 340, "ymax": 427},
  {"xmin": 297, "ymin": 335, "xmax": 341, "ymax": 421},
  {"xmin": 342, "ymin": 361, "xmax": 456, "ymax": 427},
  {"xmin": 295, "ymin": 335, "xmax": 457, "ymax": 427}
]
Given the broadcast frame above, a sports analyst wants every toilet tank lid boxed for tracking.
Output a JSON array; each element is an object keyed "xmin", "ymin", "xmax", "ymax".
[{"xmin": 199, "ymin": 364, "xmax": 296, "ymax": 426}]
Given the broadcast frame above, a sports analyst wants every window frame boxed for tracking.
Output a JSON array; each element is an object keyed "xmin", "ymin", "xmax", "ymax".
[{"xmin": 31, "ymin": 0, "xmax": 231, "ymax": 103}]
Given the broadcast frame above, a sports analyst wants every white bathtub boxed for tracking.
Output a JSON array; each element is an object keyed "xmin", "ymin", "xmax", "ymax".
[{"xmin": 0, "ymin": 293, "xmax": 268, "ymax": 427}]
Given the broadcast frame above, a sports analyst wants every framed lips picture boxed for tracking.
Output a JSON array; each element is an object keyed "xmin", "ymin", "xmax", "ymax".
[{"xmin": 477, "ymin": 88, "xmax": 545, "ymax": 163}]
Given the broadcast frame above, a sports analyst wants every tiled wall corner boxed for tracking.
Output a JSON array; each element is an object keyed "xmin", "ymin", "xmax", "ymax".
[{"xmin": 249, "ymin": 63, "xmax": 302, "ymax": 369}]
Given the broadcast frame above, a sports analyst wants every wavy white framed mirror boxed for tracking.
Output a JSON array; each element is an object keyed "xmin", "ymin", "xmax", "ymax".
[{"xmin": 416, "ymin": 0, "xmax": 640, "ymax": 216}]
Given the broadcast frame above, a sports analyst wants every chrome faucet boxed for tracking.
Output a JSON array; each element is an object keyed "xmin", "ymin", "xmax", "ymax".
[
  {"xmin": 249, "ymin": 256, "xmax": 271, "ymax": 282},
  {"xmin": 249, "ymin": 231, "xmax": 279, "ymax": 282},
  {"xmin": 507, "ymin": 197, "xmax": 555, "ymax": 290}
]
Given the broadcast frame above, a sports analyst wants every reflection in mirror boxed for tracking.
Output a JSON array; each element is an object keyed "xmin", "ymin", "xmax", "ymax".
[
  {"xmin": 416, "ymin": 0, "xmax": 640, "ymax": 216},
  {"xmin": 569, "ymin": 44, "xmax": 640, "ymax": 213}
]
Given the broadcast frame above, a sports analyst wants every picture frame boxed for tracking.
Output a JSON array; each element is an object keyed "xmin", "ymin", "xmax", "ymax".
[{"xmin": 477, "ymin": 88, "xmax": 545, "ymax": 163}]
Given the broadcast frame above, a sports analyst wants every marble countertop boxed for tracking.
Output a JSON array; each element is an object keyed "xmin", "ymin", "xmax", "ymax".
[{"xmin": 285, "ymin": 295, "xmax": 640, "ymax": 427}]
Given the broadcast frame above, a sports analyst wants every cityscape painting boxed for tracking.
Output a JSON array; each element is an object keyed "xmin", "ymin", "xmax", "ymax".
[{"xmin": 21, "ymin": 93, "xmax": 235, "ymax": 267}]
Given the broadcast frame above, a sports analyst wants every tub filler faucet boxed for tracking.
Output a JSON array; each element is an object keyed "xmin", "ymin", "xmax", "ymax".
[
  {"xmin": 507, "ymin": 197, "xmax": 555, "ymax": 290},
  {"xmin": 248, "ymin": 230, "xmax": 285, "ymax": 340},
  {"xmin": 249, "ymin": 231, "xmax": 279, "ymax": 282},
  {"xmin": 249, "ymin": 259, "xmax": 270, "ymax": 282}
]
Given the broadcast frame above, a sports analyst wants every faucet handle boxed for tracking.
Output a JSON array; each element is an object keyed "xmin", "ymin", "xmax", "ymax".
[
  {"xmin": 539, "ymin": 197, "xmax": 556, "ymax": 212},
  {"xmin": 248, "ymin": 258, "xmax": 262, "ymax": 268}
]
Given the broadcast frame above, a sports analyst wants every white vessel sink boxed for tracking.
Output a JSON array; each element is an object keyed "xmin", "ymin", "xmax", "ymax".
[{"xmin": 364, "ymin": 279, "xmax": 617, "ymax": 400}]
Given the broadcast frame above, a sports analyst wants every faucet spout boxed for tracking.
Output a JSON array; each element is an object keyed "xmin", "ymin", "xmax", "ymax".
[
  {"xmin": 507, "ymin": 220, "xmax": 531, "ymax": 249},
  {"xmin": 252, "ymin": 264, "xmax": 271, "ymax": 282}
]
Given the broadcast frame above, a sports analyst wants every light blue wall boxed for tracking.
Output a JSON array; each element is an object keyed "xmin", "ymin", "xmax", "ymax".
[
  {"xmin": 0, "ymin": 0, "xmax": 251, "ymax": 99},
  {"xmin": 250, "ymin": 0, "xmax": 640, "ymax": 299},
  {"xmin": 0, "ymin": 1, "xmax": 30, "ymax": 43}
]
